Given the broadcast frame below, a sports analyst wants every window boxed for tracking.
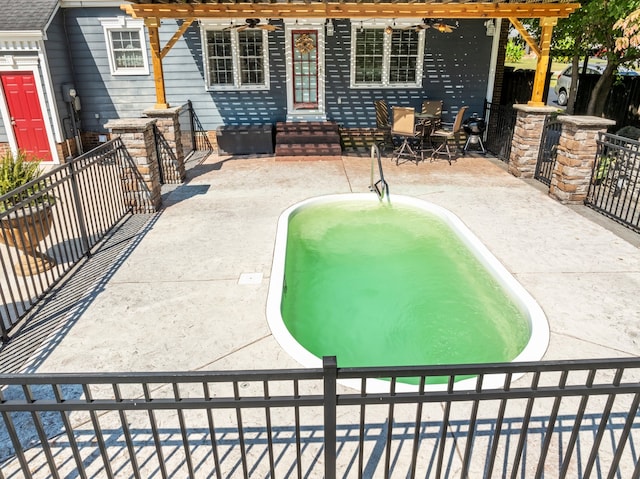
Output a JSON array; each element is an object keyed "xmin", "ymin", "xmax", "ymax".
[
  {"xmin": 100, "ymin": 17, "xmax": 149, "ymax": 76},
  {"xmin": 203, "ymin": 22, "xmax": 270, "ymax": 90},
  {"xmin": 351, "ymin": 22, "xmax": 424, "ymax": 88}
]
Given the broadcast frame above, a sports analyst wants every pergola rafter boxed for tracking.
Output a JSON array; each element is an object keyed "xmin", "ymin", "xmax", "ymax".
[{"xmin": 121, "ymin": 1, "xmax": 581, "ymax": 109}]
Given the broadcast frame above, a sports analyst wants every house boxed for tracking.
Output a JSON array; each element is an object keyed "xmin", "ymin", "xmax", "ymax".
[{"xmin": 0, "ymin": 0, "xmax": 578, "ymax": 164}]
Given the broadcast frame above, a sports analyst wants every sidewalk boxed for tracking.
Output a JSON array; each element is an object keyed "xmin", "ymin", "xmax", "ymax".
[{"xmin": 2, "ymin": 152, "xmax": 639, "ymax": 375}]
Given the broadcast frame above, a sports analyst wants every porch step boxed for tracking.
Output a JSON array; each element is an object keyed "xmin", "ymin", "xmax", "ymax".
[{"xmin": 275, "ymin": 122, "xmax": 342, "ymax": 160}]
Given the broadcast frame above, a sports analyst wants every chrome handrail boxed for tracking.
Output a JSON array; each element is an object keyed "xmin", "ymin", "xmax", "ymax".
[{"xmin": 369, "ymin": 143, "xmax": 389, "ymax": 201}]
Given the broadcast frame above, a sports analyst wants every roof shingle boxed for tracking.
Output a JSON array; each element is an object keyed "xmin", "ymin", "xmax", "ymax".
[{"xmin": 0, "ymin": 0, "xmax": 58, "ymax": 32}]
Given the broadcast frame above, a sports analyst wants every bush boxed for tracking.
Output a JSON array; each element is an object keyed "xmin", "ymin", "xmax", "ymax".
[
  {"xmin": 505, "ymin": 40, "xmax": 525, "ymax": 63},
  {"xmin": 0, "ymin": 150, "xmax": 49, "ymax": 212}
]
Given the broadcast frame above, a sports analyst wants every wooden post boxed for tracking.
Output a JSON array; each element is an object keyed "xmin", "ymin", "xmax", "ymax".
[
  {"xmin": 528, "ymin": 17, "xmax": 556, "ymax": 106},
  {"xmin": 145, "ymin": 17, "xmax": 169, "ymax": 109}
]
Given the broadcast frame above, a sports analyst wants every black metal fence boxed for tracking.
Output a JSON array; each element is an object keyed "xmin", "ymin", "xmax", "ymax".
[
  {"xmin": 585, "ymin": 133, "xmax": 640, "ymax": 233},
  {"xmin": 483, "ymin": 101, "xmax": 517, "ymax": 163},
  {"xmin": 0, "ymin": 139, "xmax": 152, "ymax": 342},
  {"xmin": 1, "ymin": 356, "xmax": 639, "ymax": 478},
  {"xmin": 180, "ymin": 100, "xmax": 212, "ymax": 154},
  {"xmin": 534, "ymin": 117, "xmax": 563, "ymax": 186}
]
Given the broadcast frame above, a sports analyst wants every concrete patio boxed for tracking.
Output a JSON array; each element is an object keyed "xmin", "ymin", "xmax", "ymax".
[
  {"xmin": 1, "ymin": 151, "xmax": 640, "ymax": 478},
  {"xmin": 1, "ymin": 151, "xmax": 639, "ymax": 376}
]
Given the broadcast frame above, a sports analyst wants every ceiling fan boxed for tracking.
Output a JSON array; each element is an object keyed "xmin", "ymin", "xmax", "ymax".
[
  {"xmin": 405, "ymin": 19, "xmax": 458, "ymax": 33},
  {"xmin": 225, "ymin": 18, "xmax": 280, "ymax": 32}
]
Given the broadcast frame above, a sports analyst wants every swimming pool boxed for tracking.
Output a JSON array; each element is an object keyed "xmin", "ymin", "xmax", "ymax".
[{"xmin": 266, "ymin": 194, "xmax": 549, "ymax": 391}]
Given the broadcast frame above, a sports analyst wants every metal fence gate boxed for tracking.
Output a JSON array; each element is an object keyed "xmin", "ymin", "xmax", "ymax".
[
  {"xmin": 534, "ymin": 116, "xmax": 563, "ymax": 186},
  {"xmin": 585, "ymin": 132, "xmax": 640, "ymax": 232},
  {"xmin": 483, "ymin": 102, "xmax": 516, "ymax": 163}
]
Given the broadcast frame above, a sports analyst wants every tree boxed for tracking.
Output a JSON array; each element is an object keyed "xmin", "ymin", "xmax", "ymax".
[
  {"xmin": 553, "ymin": 0, "xmax": 640, "ymax": 116},
  {"xmin": 615, "ymin": 8, "xmax": 640, "ymax": 52}
]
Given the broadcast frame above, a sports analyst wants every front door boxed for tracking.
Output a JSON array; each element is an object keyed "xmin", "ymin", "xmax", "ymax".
[
  {"xmin": 0, "ymin": 72, "xmax": 52, "ymax": 161},
  {"xmin": 292, "ymin": 30, "xmax": 318, "ymax": 109},
  {"xmin": 285, "ymin": 21, "xmax": 325, "ymax": 121}
]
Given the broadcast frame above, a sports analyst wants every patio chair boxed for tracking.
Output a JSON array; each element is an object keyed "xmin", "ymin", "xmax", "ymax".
[
  {"xmin": 430, "ymin": 106, "xmax": 469, "ymax": 164},
  {"xmin": 391, "ymin": 106, "xmax": 421, "ymax": 165},
  {"xmin": 374, "ymin": 100, "xmax": 394, "ymax": 152},
  {"xmin": 420, "ymin": 100, "xmax": 443, "ymax": 130}
]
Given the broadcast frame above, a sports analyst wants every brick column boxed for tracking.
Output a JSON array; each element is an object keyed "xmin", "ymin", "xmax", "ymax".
[
  {"xmin": 144, "ymin": 106, "xmax": 186, "ymax": 184},
  {"xmin": 508, "ymin": 105, "xmax": 558, "ymax": 178},
  {"xmin": 549, "ymin": 115, "xmax": 616, "ymax": 204},
  {"xmin": 105, "ymin": 118, "xmax": 162, "ymax": 213}
]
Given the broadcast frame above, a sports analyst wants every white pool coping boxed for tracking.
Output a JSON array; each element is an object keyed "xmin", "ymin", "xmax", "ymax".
[{"xmin": 266, "ymin": 193, "xmax": 550, "ymax": 393}]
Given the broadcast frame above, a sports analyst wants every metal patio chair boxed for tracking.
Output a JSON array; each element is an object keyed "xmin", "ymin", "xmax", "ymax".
[
  {"xmin": 374, "ymin": 99, "xmax": 394, "ymax": 153},
  {"xmin": 430, "ymin": 106, "xmax": 469, "ymax": 164},
  {"xmin": 391, "ymin": 106, "xmax": 421, "ymax": 165}
]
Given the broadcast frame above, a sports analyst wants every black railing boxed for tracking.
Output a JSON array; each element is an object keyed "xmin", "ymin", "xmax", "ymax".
[
  {"xmin": 178, "ymin": 101, "xmax": 196, "ymax": 157},
  {"xmin": 585, "ymin": 133, "xmax": 640, "ymax": 233},
  {"xmin": 534, "ymin": 117, "xmax": 563, "ymax": 186},
  {"xmin": 184, "ymin": 100, "xmax": 213, "ymax": 153},
  {"xmin": 153, "ymin": 124, "xmax": 181, "ymax": 184},
  {"xmin": 483, "ymin": 101, "xmax": 516, "ymax": 163},
  {"xmin": 1, "ymin": 357, "xmax": 639, "ymax": 478},
  {"xmin": 0, "ymin": 139, "xmax": 152, "ymax": 342}
]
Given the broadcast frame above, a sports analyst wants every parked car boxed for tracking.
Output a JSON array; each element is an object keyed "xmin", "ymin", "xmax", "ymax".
[{"xmin": 553, "ymin": 64, "xmax": 639, "ymax": 106}]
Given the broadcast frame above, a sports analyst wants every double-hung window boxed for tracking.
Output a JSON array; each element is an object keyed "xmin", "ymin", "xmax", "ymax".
[
  {"xmin": 351, "ymin": 21, "xmax": 425, "ymax": 88},
  {"xmin": 100, "ymin": 17, "xmax": 149, "ymax": 76},
  {"xmin": 203, "ymin": 21, "xmax": 270, "ymax": 90}
]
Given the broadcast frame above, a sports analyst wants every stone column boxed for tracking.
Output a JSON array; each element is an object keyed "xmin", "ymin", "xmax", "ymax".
[
  {"xmin": 508, "ymin": 105, "xmax": 558, "ymax": 178},
  {"xmin": 105, "ymin": 118, "xmax": 162, "ymax": 213},
  {"xmin": 143, "ymin": 105, "xmax": 187, "ymax": 184},
  {"xmin": 549, "ymin": 116, "xmax": 616, "ymax": 204}
]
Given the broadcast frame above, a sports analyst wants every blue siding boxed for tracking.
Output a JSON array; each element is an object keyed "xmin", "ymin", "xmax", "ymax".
[
  {"xmin": 325, "ymin": 19, "xmax": 491, "ymax": 127},
  {"xmin": 59, "ymin": 9, "xmax": 492, "ymax": 133},
  {"xmin": 63, "ymin": 7, "xmax": 156, "ymax": 133},
  {"xmin": 165, "ymin": 21, "xmax": 288, "ymax": 127},
  {"xmin": 44, "ymin": 9, "xmax": 76, "ymax": 139}
]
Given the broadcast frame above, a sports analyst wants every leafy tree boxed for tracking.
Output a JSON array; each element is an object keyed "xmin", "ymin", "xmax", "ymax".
[
  {"xmin": 615, "ymin": 8, "xmax": 640, "ymax": 52},
  {"xmin": 553, "ymin": 0, "xmax": 640, "ymax": 115}
]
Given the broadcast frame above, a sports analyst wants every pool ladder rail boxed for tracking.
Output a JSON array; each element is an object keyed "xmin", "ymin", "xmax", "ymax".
[{"xmin": 370, "ymin": 144, "xmax": 390, "ymax": 201}]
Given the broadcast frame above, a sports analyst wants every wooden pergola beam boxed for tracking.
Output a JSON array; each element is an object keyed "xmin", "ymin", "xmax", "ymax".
[
  {"xmin": 509, "ymin": 17, "xmax": 541, "ymax": 57},
  {"xmin": 529, "ymin": 17, "xmax": 557, "ymax": 106},
  {"xmin": 122, "ymin": 2, "xmax": 580, "ymax": 20},
  {"xmin": 125, "ymin": 1, "xmax": 579, "ymax": 109}
]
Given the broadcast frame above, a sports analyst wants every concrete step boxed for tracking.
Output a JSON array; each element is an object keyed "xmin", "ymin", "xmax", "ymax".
[
  {"xmin": 275, "ymin": 122, "xmax": 342, "ymax": 159},
  {"xmin": 275, "ymin": 143, "xmax": 342, "ymax": 157}
]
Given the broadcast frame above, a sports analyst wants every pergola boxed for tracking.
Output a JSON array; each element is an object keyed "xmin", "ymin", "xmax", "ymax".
[{"xmin": 121, "ymin": 0, "xmax": 581, "ymax": 109}]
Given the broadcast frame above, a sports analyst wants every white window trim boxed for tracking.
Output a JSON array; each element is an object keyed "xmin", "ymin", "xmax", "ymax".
[
  {"xmin": 201, "ymin": 19, "xmax": 271, "ymax": 91},
  {"xmin": 100, "ymin": 16, "xmax": 150, "ymax": 76},
  {"xmin": 350, "ymin": 19, "xmax": 425, "ymax": 89}
]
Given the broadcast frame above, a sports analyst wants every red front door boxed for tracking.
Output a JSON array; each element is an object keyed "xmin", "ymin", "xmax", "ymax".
[{"xmin": 0, "ymin": 72, "xmax": 52, "ymax": 161}]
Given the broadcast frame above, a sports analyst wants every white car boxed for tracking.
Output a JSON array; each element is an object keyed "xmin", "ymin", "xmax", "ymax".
[{"xmin": 553, "ymin": 64, "xmax": 638, "ymax": 106}]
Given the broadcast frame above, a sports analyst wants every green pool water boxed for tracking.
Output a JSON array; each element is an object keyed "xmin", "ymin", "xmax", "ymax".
[{"xmin": 281, "ymin": 200, "xmax": 531, "ymax": 375}]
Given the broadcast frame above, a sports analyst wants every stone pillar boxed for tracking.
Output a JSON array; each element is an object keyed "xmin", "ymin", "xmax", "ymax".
[
  {"xmin": 508, "ymin": 105, "xmax": 558, "ymax": 178},
  {"xmin": 105, "ymin": 118, "xmax": 162, "ymax": 213},
  {"xmin": 549, "ymin": 116, "xmax": 616, "ymax": 204},
  {"xmin": 143, "ymin": 105, "xmax": 187, "ymax": 184}
]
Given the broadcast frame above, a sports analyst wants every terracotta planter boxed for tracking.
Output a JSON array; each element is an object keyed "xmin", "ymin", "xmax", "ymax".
[{"xmin": 0, "ymin": 203, "xmax": 56, "ymax": 275}]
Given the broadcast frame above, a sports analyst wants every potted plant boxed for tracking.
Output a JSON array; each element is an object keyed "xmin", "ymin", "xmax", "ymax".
[{"xmin": 0, "ymin": 150, "xmax": 56, "ymax": 275}]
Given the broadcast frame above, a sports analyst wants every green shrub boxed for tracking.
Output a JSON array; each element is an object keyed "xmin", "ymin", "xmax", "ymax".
[
  {"xmin": 0, "ymin": 150, "xmax": 49, "ymax": 212},
  {"xmin": 505, "ymin": 40, "xmax": 525, "ymax": 63}
]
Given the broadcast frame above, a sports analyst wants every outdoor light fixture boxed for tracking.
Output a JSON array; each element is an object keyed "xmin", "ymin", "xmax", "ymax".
[
  {"xmin": 385, "ymin": 19, "xmax": 396, "ymax": 35},
  {"xmin": 326, "ymin": 19, "xmax": 334, "ymax": 36},
  {"xmin": 485, "ymin": 19, "xmax": 496, "ymax": 36}
]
